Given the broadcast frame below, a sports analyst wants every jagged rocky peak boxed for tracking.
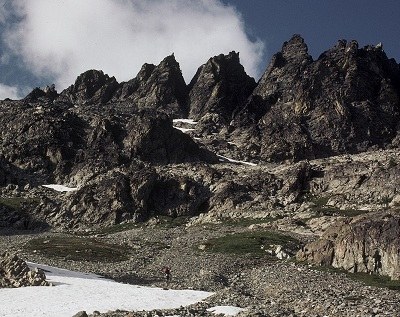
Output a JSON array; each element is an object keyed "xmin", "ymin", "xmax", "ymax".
[
  {"xmin": 24, "ymin": 84, "xmax": 58, "ymax": 102},
  {"xmin": 188, "ymin": 51, "xmax": 256, "ymax": 122},
  {"xmin": 116, "ymin": 54, "xmax": 188, "ymax": 118},
  {"xmin": 232, "ymin": 34, "xmax": 400, "ymax": 162},
  {"xmin": 59, "ymin": 69, "xmax": 119, "ymax": 105},
  {"xmin": 136, "ymin": 63, "xmax": 156, "ymax": 82},
  {"xmin": 281, "ymin": 34, "xmax": 312, "ymax": 63}
]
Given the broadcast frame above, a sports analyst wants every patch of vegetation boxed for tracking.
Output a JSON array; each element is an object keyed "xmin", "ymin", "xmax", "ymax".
[
  {"xmin": 25, "ymin": 236, "xmax": 131, "ymax": 262},
  {"xmin": 302, "ymin": 194, "xmax": 367, "ymax": 218},
  {"xmin": 222, "ymin": 216, "xmax": 285, "ymax": 227},
  {"xmin": 388, "ymin": 157, "xmax": 398, "ymax": 168},
  {"xmin": 350, "ymin": 272, "xmax": 400, "ymax": 291},
  {"xmin": 200, "ymin": 230, "xmax": 302, "ymax": 256},
  {"xmin": 79, "ymin": 216, "xmax": 190, "ymax": 236},
  {"xmin": 380, "ymin": 195, "xmax": 392, "ymax": 210},
  {"xmin": 311, "ymin": 265, "xmax": 400, "ymax": 291},
  {"xmin": 0, "ymin": 197, "xmax": 40, "ymax": 210},
  {"xmin": 151, "ymin": 215, "xmax": 190, "ymax": 228}
]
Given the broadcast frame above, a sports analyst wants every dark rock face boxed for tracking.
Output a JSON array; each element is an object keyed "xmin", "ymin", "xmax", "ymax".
[
  {"xmin": 123, "ymin": 111, "xmax": 218, "ymax": 164},
  {"xmin": 0, "ymin": 102, "xmax": 86, "ymax": 182},
  {"xmin": 60, "ymin": 70, "xmax": 119, "ymax": 105},
  {"xmin": 188, "ymin": 51, "xmax": 256, "ymax": 122},
  {"xmin": 297, "ymin": 212, "xmax": 400, "ymax": 280},
  {"xmin": 116, "ymin": 55, "xmax": 189, "ymax": 117},
  {"xmin": 55, "ymin": 166, "xmax": 211, "ymax": 229},
  {"xmin": 24, "ymin": 84, "xmax": 58, "ymax": 102},
  {"xmin": 0, "ymin": 252, "xmax": 49, "ymax": 288},
  {"xmin": 147, "ymin": 174, "xmax": 211, "ymax": 218},
  {"xmin": 0, "ymin": 155, "xmax": 19, "ymax": 186},
  {"xmin": 234, "ymin": 35, "xmax": 400, "ymax": 161}
]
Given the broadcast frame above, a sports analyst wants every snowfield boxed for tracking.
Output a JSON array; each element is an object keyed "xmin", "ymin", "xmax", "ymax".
[
  {"xmin": 42, "ymin": 184, "xmax": 78, "ymax": 192},
  {"xmin": 0, "ymin": 263, "xmax": 244, "ymax": 317},
  {"xmin": 0, "ymin": 263, "xmax": 212, "ymax": 317},
  {"xmin": 172, "ymin": 119, "xmax": 198, "ymax": 125}
]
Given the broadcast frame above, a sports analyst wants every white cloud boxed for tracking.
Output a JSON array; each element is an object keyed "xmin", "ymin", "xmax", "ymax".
[
  {"xmin": 3, "ymin": 0, "xmax": 264, "ymax": 90},
  {"xmin": 0, "ymin": 82, "xmax": 21, "ymax": 99}
]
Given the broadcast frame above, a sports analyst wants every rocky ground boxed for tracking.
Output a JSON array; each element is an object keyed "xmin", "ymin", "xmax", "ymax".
[{"xmin": 2, "ymin": 212, "xmax": 400, "ymax": 317}]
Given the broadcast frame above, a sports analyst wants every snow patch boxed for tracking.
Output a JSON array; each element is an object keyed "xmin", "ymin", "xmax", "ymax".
[
  {"xmin": 217, "ymin": 155, "xmax": 257, "ymax": 166},
  {"xmin": 207, "ymin": 305, "xmax": 246, "ymax": 316},
  {"xmin": 0, "ymin": 263, "xmax": 212, "ymax": 317},
  {"xmin": 174, "ymin": 127, "xmax": 196, "ymax": 133},
  {"xmin": 172, "ymin": 119, "xmax": 198, "ymax": 125},
  {"xmin": 42, "ymin": 184, "xmax": 78, "ymax": 192}
]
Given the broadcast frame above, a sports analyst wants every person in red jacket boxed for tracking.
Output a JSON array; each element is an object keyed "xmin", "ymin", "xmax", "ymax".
[{"xmin": 163, "ymin": 266, "xmax": 171, "ymax": 284}]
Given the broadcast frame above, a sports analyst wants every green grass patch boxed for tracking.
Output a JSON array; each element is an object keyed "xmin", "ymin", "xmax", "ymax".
[
  {"xmin": 0, "ymin": 197, "xmax": 40, "ymax": 210},
  {"xmin": 150, "ymin": 215, "xmax": 190, "ymax": 228},
  {"xmin": 200, "ymin": 230, "xmax": 302, "ymax": 256},
  {"xmin": 350, "ymin": 272, "xmax": 400, "ymax": 291},
  {"xmin": 302, "ymin": 194, "xmax": 367, "ymax": 218},
  {"xmin": 25, "ymin": 236, "xmax": 131, "ymax": 262},
  {"xmin": 311, "ymin": 265, "xmax": 400, "ymax": 291},
  {"xmin": 221, "ymin": 216, "xmax": 285, "ymax": 227}
]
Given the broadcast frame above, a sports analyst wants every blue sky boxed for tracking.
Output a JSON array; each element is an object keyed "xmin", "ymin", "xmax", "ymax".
[
  {"xmin": 225, "ymin": 0, "xmax": 400, "ymax": 67},
  {"xmin": 0, "ymin": 0, "xmax": 399, "ymax": 99}
]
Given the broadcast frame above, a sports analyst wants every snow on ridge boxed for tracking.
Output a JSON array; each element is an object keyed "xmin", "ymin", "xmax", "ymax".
[
  {"xmin": 0, "ymin": 263, "xmax": 212, "ymax": 317},
  {"xmin": 217, "ymin": 155, "xmax": 257, "ymax": 166},
  {"xmin": 174, "ymin": 127, "xmax": 196, "ymax": 133},
  {"xmin": 172, "ymin": 118, "xmax": 198, "ymax": 125},
  {"xmin": 42, "ymin": 184, "xmax": 78, "ymax": 192}
]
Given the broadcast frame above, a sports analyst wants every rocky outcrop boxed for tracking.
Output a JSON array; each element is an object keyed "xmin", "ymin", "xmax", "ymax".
[
  {"xmin": 307, "ymin": 150, "xmax": 400, "ymax": 210},
  {"xmin": 0, "ymin": 252, "xmax": 49, "ymax": 288},
  {"xmin": 123, "ymin": 111, "xmax": 218, "ymax": 164},
  {"xmin": 0, "ymin": 155, "xmax": 19, "ymax": 186},
  {"xmin": 115, "ymin": 55, "xmax": 189, "ymax": 117},
  {"xmin": 188, "ymin": 52, "xmax": 256, "ymax": 123},
  {"xmin": 53, "ymin": 165, "xmax": 211, "ymax": 229},
  {"xmin": 24, "ymin": 84, "xmax": 58, "ymax": 102},
  {"xmin": 59, "ymin": 70, "xmax": 119, "ymax": 105},
  {"xmin": 233, "ymin": 35, "xmax": 400, "ymax": 162},
  {"xmin": 297, "ymin": 211, "xmax": 400, "ymax": 279},
  {"xmin": 0, "ymin": 101, "xmax": 86, "ymax": 182}
]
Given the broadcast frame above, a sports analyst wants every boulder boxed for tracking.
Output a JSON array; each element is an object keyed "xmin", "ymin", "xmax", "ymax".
[
  {"xmin": 0, "ymin": 252, "xmax": 49, "ymax": 288},
  {"xmin": 297, "ymin": 211, "xmax": 400, "ymax": 279}
]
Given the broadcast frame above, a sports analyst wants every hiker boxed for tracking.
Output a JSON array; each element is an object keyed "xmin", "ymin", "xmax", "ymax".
[
  {"xmin": 163, "ymin": 266, "xmax": 171, "ymax": 283},
  {"xmin": 373, "ymin": 250, "xmax": 382, "ymax": 273}
]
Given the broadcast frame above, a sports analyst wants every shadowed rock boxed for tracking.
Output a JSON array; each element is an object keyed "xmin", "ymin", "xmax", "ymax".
[
  {"xmin": 188, "ymin": 51, "xmax": 256, "ymax": 123},
  {"xmin": 233, "ymin": 35, "xmax": 400, "ymax": 162}
]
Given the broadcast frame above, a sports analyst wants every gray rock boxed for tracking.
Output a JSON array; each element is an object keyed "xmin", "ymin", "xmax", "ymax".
[
  {"xmin": 188, "ymin": 51, "xmax": 256, "ymax": 122},
  {"xmin": 232, "ymin": 35, "xmax": 400, "ymax": 162},
  {"xmin": 0, "ymin": 252, "xmax": 49, "ymax": 288},
  {"xmin": 297, "ymin": 211, "xmax": 400, "ymax": 279}
]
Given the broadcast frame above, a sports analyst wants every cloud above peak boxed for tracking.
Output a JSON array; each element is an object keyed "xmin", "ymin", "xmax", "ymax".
[{"xmin": 3, "ymin": 0, "xmax": 264, "ymax": 90}]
